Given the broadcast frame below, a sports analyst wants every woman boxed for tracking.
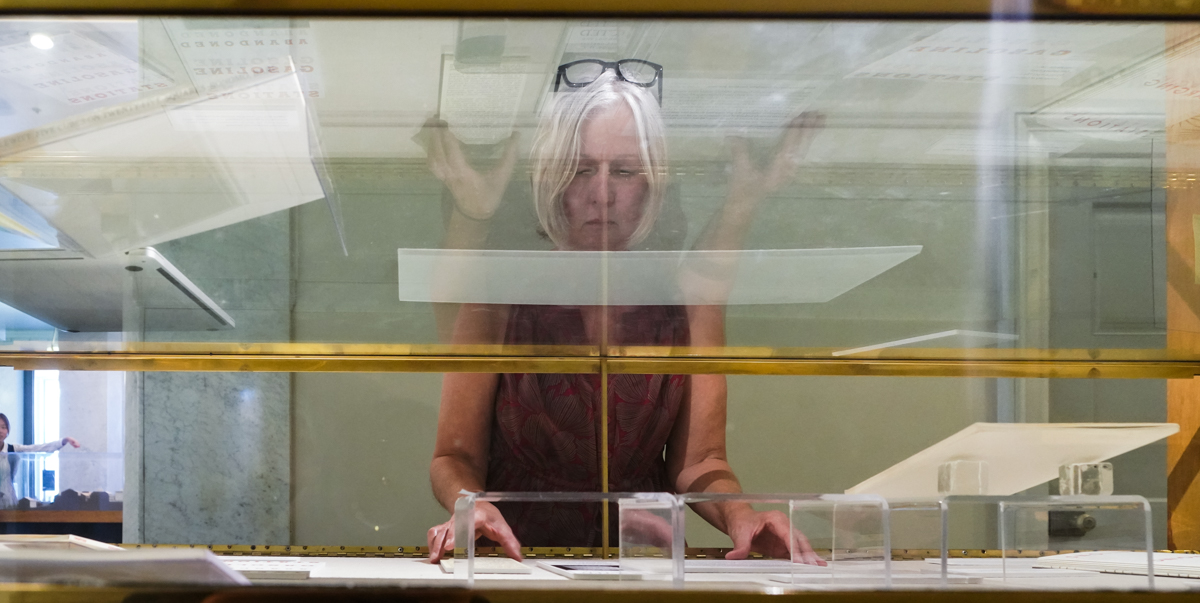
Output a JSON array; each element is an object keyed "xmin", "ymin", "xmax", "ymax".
[
  {"xmin": 0, "ymin": 412, "xmax": 80, "ymax": 508},
  {"xmin": 425, "ymin": 67, "xmax": 822, "ymax": 563}
]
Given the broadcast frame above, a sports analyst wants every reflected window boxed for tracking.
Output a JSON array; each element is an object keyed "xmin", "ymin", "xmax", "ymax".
[{"xmin": 31, "ymin": 369, "xmax": 59, "ymax": 498}]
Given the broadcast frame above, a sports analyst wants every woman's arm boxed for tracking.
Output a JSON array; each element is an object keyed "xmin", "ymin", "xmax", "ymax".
[
  {"xmin": 425, "ymin": 122, "xmax": 521, "ymax": 342},
  {"xmin": 666, "ymin": 305, "xmax": 744, "ymax": 530},
  {"xmin": 692, "ymin": 111, "xmax": 824, "ymax": 253},
  {"xmin": 677, "ymin": 113, "xmax": 824, "ymax": 307},
  {"xmin": 427, "ymin": 303, "xmax": 523, "ymax": 562},
  {"xmin": 666, "ymin": 305, "xmax": 823, "ymax": 564},
  {"xmin": 429, "ymin": 369, "xmax": 498, "ymax": 509},
  {"xmin": 430, "ymin": 302, "xmax": 505, "ymax": 507},
  {"xmin": 13, "ymin": 437, "xmax": 79, "ymax": 453}
]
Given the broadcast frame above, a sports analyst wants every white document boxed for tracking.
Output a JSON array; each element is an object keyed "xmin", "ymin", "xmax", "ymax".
[
  {"xmin": 662, "ymin": 79, "xmax": 826, "ymax": 130},
  {"xmin": 0, "ymin": 534, "xmax": 123, "ymax": 551},
  {"xmin": 846, "ymin": 422, "xmax": 1178, "ymax": 498},
  {"xmin": 536, "ymin": 560, "xmax": 636, "ymax": 580},
  {"xmin": 220, "ymin": 556, "xmax": 325, "ymax": 580},
  {"xmin": 1036, "ymin": 551, "xmax": 1200, "ymax": 579},
  {"xmin": 0, "ymin": 549, "xmax": 249, "ymax": 585},
  {"xmin": 833, "ymin": 329, "xmax": 1017, "ymax": 356},
  {"xmin": 685, "ymin": 559, "xmax": 796, "ymax": 573},
  {"xmin": 847, "ymin": 22, "xmax": 1150, "ymax": 86},
  {"xmin": 922, "ymin": 557, "xmax": 1094, "ymax": 578},
  {"xmin": 162, "ymin": 20, "xmax": 324, "ymax": 99},
  {"xmin": 0, "ymin": 33, "xmax": 174, "ymax": 106},
  {"xmin": 3, "ymin": 72, "xmax": 324, "ymax": 258},
  {"xmin": 440, "ymin": 557, "xmax": 533, "ymax": 574}
]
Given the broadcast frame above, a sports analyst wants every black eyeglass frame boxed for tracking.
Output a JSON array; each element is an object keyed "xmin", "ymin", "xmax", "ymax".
[{"xmin": 553, "ymin": 59, "xmax": 664, "ymax": 105}]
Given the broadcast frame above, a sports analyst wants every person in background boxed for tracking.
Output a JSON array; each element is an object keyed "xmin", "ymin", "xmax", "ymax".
[{"xmin": 0, "ymin": 412, "xmax": 80, "ymax": 509}]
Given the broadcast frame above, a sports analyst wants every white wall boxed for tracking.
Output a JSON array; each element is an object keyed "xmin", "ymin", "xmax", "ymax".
[
  {"xmin": 58, "ymin": 371, "xmax": 124, "ymax": 494},
  {"xmin": 0, "ymin": 368, "xmax": 22, "ymax": 446}
]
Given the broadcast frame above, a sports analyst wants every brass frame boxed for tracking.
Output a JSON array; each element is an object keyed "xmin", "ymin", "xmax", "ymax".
[
  {"xmin": 0, "ymin": 0, "xmax": 1194, "ymax": 17},
  {"xmin": 124, "ymin": 542, "xmax": 1200, "ymax": 557},
  {"xmin": 118, "ymin": 543, "xmax": 1131, "ymax": 559},
  {"xmin": 2, "ymin": 350, "xmax": 1198, "ymax": 379}
]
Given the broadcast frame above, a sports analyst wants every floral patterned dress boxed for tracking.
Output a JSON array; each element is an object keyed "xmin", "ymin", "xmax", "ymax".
[{"xmin": 484, "ymin": 304, "xmax": 690, "ymax": 546}]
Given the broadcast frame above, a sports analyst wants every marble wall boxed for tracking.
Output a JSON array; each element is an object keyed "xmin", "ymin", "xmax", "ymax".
[
  {"xmin": 129, "ymin": 211, "xmax": 292, "ymax": 545},
  {"xmin": 141, "ymin": 372, "xmax": 290, "ymax": 543}
]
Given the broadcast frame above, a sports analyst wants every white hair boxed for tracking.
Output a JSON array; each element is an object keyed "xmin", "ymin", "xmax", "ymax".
[{"xmin": 530, "ymin": 70, "xmax": 667, "ymax": 249}]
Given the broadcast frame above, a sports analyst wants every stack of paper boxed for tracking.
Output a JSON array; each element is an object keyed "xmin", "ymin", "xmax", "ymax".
[
  {"xmin": 0, "ymin": 549, "xmax": 249, "ymax": 585},
  {"xmin": 685, "ymin": 559, "xmax": 795, "ymax": 573},
  {"xmin": 923, "ymin": 557, "xmax": 1092, "ymax": 579},
  {"xmin": 219, "ymin": 557, "xmax": 326, "ymax": 580},
  {"xmin": 1036, "ymin": 551, "xmax": 1200, "ymax": 578},
  {"xmin": 0, "ymin": 534, "xmax": 122, "ymax": 551}
]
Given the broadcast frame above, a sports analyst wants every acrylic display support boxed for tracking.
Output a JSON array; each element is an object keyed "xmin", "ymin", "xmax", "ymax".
[
  {"xmin": 679, "ymin": 493, "xmax": 891, "ymax": 589},
  {"xmin": 453, "ymin": 491, "xmax": 684, "ymax": 587},
  {"xmin": 889, "ymin": 495, "xmax": 1154, "ymax": 589},
  {"xmin": 998, "ymin": 495, "xmax": 1154, "ymax": 589}
]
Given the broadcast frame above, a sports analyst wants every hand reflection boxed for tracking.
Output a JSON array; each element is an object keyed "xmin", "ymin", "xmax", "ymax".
[
  {"xmin": 619, "ymin": 508, "xmax": 675, "ymax": 549},
  {"xmin": 424, "ymin": 118, "xmax": 520, "ymax": 222},
  {"xmin": 682, "ymin": 111, "xmax": 825, "ymax": 305},
  {"xmin": 724, "ymin": 508, "xmax": 826, "ymax": 566},
  {"xmin": 726, "ymin": 111, "xmax": 825, "ymax": 207}
]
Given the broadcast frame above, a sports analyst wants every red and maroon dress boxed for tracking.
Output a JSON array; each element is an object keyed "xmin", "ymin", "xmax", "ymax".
[{"xmin": 484, "ymin": 304, "xmax": 690, "ymax": 547}]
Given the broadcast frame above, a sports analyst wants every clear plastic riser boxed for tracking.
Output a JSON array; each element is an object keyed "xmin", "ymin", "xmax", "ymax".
[
  {"xmin": 888, "ymin": 498, "xmax": 950, "ymax": 587},
  {"xmin": 888, "ymin": 495, "xmax": 1155, "ymax": 589},
  {"xmin": 998, "ymin": 495, "xmax": 1154, "ymax": 590},
  {"xmin": 617, "ymin": 493, "xmax": 685, "ymax": 584},
  {"xmin": 680, "ymin": 493, "xmax": 891, "ymax": 590},
  {"xmin": 453, "ymin": 492, "xmax": 684, "ymax": 586}
]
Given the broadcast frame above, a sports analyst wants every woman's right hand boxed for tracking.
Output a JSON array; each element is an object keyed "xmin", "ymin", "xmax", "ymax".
[
  {"xmin": 426, "ymin": 500, "xmax": 524, "ymax": 563},
  {"xmin": 425, "ymin": 119, "xmax": 520, "ymax": 221},
  {"xmin": 726, "ymin": 111, "xmax": 824, "ymax": 206}
]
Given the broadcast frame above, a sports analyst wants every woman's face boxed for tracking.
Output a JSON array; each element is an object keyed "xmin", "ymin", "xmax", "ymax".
[{"xmin": 561, "ymin": 103, "xmax": 649, "ymax": 251}]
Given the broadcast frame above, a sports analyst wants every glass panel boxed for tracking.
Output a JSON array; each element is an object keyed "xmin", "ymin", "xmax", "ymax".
[
  {"xmin": 0, "ymin": 12, "xmax": 1192, "ymax": 593},
  {"xmin": 0, "ymin": 17, "xmax": 1184, "ymax": 368},
  {"xmin": 0, "ymin": 368, "xmax": 1173, "ymax": 590},
  {"xmin": 618, "ymin": 493, "xmax": 683, "ymax": 583}
]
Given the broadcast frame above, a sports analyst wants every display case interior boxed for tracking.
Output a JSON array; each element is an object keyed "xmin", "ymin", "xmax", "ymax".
[{"xmin": 0, "ymin": 13, "xmax": 1198, "ymax": 593}]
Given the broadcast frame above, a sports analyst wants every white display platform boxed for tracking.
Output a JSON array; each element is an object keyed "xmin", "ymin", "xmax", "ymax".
[
  {"xmin": 846, "ymin": 422, "xmax": 1179, "ymax": 499},
  {"xmin": 397, "ymin": 246, "xmax": 922, "ymax": 306},
  {"xmin": 210, "ymin": 556, "xmax": 1200, "ymax": 591}
]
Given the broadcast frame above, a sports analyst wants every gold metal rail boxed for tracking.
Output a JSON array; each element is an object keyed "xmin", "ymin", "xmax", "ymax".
[
  {"xmin": 0, "ymin": 0, "xmax": 1193, "ymax": 17},
  {"xmin": 0, "ymin": 0, "xmax": 1096, "ymax": 18},
  {"xmin": 122, "ymin": 543, "xmax": 1192, "ymax": 560},
  {"xmin": 3, "ymin": 351, "xmax": 1200, "ymax": 379}
]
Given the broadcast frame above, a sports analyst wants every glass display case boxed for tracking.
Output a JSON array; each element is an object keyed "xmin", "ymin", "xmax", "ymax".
[
  {"xmin": 0, "ymin": 2, "xmax": 1199, "ymax": 597},
  {"xmin": 9, "ymin": 451, "xmax": 123, "ymax": 507}
]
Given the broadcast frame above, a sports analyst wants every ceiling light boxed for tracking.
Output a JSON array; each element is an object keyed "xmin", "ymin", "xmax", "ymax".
[{"xmin": 29, "ymin": 34, "xmax": 53, "ymax": 50}]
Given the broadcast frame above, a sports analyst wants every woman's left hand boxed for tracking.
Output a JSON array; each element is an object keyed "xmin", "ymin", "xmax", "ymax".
[
  {"xmin": 62, "ymin": 437, "xmax": 80, "ymax": 448},
  {"xmin": 723, "ymin": 507, "xmax": 826, "ymax": 566}
]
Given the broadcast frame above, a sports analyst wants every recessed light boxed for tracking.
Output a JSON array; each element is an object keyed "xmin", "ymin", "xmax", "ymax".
[{"xmin": 29, "ymin": 33, "xmax": 53, "ymax": 50}]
